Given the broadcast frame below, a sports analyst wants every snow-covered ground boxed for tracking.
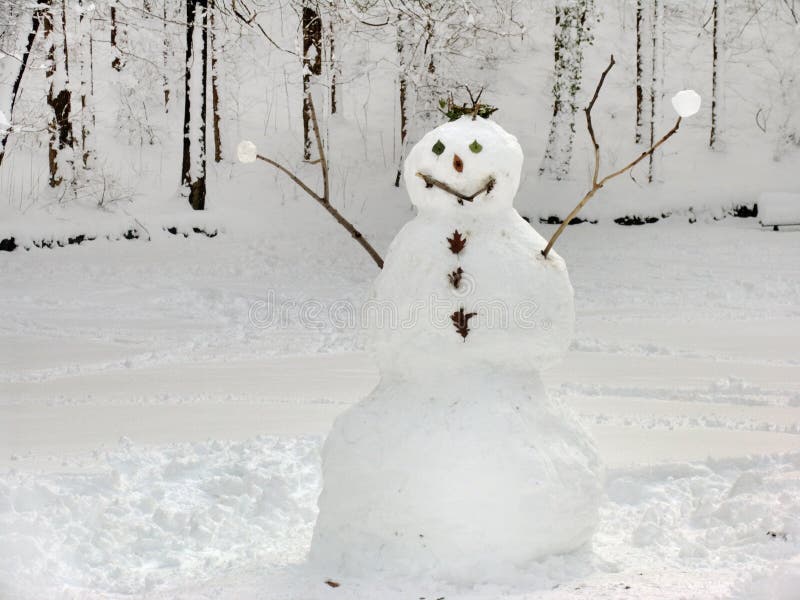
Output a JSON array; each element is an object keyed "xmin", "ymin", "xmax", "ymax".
[{"xmin": 1, "ymin": 219, "xmax": 799, "ymax": 598}]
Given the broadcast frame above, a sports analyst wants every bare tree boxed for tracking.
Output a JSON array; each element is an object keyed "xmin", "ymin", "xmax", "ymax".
[
  {"xmin": 110, "ymin": 0, "xmax": 126, "ymax": 71},
  {"xmin": 647, "ymin": 0, "xmax": 664, "ymax": 182},
  {"xmin": 250, "ymin": 94, "xmax": 384, "ymax": 269},
  {"xmin": 210, "ymin": 0, "xmax": 222, "ymax": 162},
  {"xmin": 77, "ymin": 0, "xmax": 94, "ymax": 170},
  {"xmin": 44, "ymin": 0, "xmax": 74, "ymax": 189},
  {"xmin": 542, "ymin": 56, "xmax": 686, "ymax": 259},
  {"xmin": 635, "ymin": 0, "xmax": 644, "ymax": 144},
  {"xmin": 539, "ymin": 0, "xmax": 595, "ymax": 180},
  {"xmin": 394, "ymin": 10, "xmax": 410, "ymax": 187},
  {"xmin": 163, "ymin": 2, "xmax": 172, "ymax": 110},
  {"xmin": 709, "ymin": 0, "xmax": 725, "ymax": 149},
  {"xmin": 302, "ymin": 0, "xmax": 322, "ymax": 160},
  {"xmin": 328, "ymin": 13, "xmax": 339, "ymax": 114},
  {"xmin": 0, "ymin": 4, "xmax": 42, "ymax": 167},
  {"xmin": 181, "ymin": 0, "xmax": 209, "ymax": 210}
]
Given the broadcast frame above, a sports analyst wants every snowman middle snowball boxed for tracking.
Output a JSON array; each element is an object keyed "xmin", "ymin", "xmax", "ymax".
[
  {"xmin": 370, "ymin": 115, "xmax": 576, "ymax": 374},
  {"xmin": 310, "ymin": 116, "xmax": 602, "ymax": 582}
]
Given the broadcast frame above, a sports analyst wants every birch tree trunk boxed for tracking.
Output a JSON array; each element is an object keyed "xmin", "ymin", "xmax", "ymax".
[
  {"xmin": 302, "ymin": 0, "xmax": 322, "ymax": 161},
  {"xmin": 417, "ymin": 17, "xmax": 439, "ymax": 127},
  {"xmin": 647, "ymin": 0, "xmax": 663, "ymax": 182},
  {"xmin": 181, "ymin": 0, "xmax": 208, "ymax": 210},
  {"xmin": 635, "ymin": 0, "xmax": 644, "ymax": 144},
  {"xmin": 394, "ymin": 11, "xmax": 410, "ymax": 187},
  {"xmin": 163, "ymin": 2, "xmax": 171, "ymax": 111},
  {"xmin": 329, "ymin": 18, "xmax": 338, "ymax": 115},
  {"xmin": 210, "ymin": 0, "xmax": 222, "ymax": 162},
  {"xmin": 44, "ymin": 0, "xmax": 74, "ymax": 189},
  {"xmin": 539, "ymin": 0, "xmax": 594, "ymax": 181},
  {"xmin": 710, "ymin": 0, "xmax": 725, "ymax": 150},
  {"xmin": 110, "ymin": 0, "xmax": 125, "ymax": 71},
  {"xmin": 77, "ymin": 0, "xmax": 94, "ymax": 171},
  {"xmin": 0, "ymin": 5, "xmax": 42, "ymax": 167}
]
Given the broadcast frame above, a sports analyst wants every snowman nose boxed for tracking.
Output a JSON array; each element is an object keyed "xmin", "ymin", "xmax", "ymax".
[{"xmin": 453, "ymin": 154, "xmax": 464, "ymax": 173}]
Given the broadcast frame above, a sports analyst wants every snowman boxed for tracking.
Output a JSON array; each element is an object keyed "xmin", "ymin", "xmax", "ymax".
[{"xmin": 310, "ymin": 114, "xmax": 603, "ymax": 582}]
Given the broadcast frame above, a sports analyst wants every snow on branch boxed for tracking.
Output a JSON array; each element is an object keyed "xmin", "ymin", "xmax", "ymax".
[
  {"xmin": 541, "ymin": 55, "xmax": 698, "ymax": 259},
  {"xmin": 238, "ymin": 94, "xmax": 384, "ymax": 270}
]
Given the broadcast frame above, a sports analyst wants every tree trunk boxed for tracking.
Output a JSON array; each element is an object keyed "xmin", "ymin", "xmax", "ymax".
[
  {"xmin": 418, "ymin": 18, "xmax": 438, "ymax": 125},
  {"xmin": 181, "ymin": 0, "xmax": 208, "ymax": 210},
  {"xmin": 210, "ymin": 0, "xmax": 222, "ymax": 162},
  {"xmin": 110, "ymin": 0, "xmax": 125, "ymax": 71},
  {"xmin": 635, "ymin": 0, "xmax": 644, "ymax": 144},
  {"xmin": 329, "ymin": 18, "xmax": 338, "ymax": 115},
  {"xmin": 647, "ymin": 0, "xmax": 663, "ymax": 182},
  {"xmin": 302, "ymin": 0, "xmax": 322, "ymax": 161},
  {"xmin": 394, "ymin": 11, "xmax": 409, "ymax": 187},
  {"xmin": 44, "ymin": 0, "xmax": 74, "ymax": 189},
  {"xmin": 0, "ymin": 6, "xmax": 42, "ymax": 167},
  {"xmin": 710, "ymin": 0, "xmax": 725, "ymax": 150},
  {"xmin": 163, "ymin": 2, "xmax": 171, "ymax": 111},
  {"xmin": 539, "ymin": 0, "xmax": 594, "ymax": 181},
  {"xmin": 77, "ymin": 0, "xmax": 94, "ymax": 170}
]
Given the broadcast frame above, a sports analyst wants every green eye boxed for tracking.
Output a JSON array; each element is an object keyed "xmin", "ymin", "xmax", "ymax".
[
  {"xmin": 469, "ymin": 139, "xmax": 483, "ymax": 153},
  {"xmin": 432, "ymin": 139, "xmax": 445, "ymax": 155}
]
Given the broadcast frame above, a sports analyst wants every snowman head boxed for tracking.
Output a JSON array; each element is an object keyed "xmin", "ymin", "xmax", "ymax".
[{"xmin": 403, "ymin": 116, "xmax": 523, "ymax": 214}]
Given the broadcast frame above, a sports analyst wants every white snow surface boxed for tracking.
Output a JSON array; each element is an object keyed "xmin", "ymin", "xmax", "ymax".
[
  {"xmin": 671, "ymin": 90, "xmax": 702, "ymax": 118},
  {"xmin": 758, "ymin": 192, "xmax": 800, "ymax": 226},
  {"xmin": 1, "ymin": 211, "xmax": 799, "ymax": 598}
]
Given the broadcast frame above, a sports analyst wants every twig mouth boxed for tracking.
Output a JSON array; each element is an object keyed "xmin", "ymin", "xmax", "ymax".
[{"xmin": 415, "ymin": 172, "xmax": 496, "ymax": 205}]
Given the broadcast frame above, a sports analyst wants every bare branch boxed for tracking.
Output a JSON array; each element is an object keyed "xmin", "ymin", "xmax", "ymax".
[
  {"xmin": 541, "ymin": 55, "xmax": 684, "ymax": 259},
  {"xmin": 256, "ymin": 155, "xmax": 322, "ymax": 202},
  {"xmin": 256, "ymin": 94, "xmax": 383, "ymax": 269},
  {"xmin": 307, "ymin": 94, "xmax": 329, "ymax": 208},
  {"xmin": 415, "ymin": 172, "xmax": 495, "ymax": 205},
  {"xmin": 227, "ymin": 4, "xmax": 298, "ymax": 56},
  {"xmin": 586, "ymin": 55, "xmax": 615, "ymax": 115}
]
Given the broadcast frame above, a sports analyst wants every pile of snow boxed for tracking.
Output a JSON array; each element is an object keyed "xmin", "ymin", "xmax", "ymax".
[
  {"xmin": 758, "ymin": 192, "xmax": 800, "ymax": 226},
  {"xmin": 0, "ymin": 436, "xmax": 321, "ymax": 597}
]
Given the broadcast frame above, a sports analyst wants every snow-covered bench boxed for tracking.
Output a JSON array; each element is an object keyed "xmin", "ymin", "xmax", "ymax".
[{"xmin": 758, "ymin": 192, "xmax": 800, "ymax": 231}]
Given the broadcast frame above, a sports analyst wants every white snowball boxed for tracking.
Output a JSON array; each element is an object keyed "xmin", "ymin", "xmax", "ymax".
[
  {"xmin": 671, "ymin": 90, "xmax": 701, "ymax": 118},
  {"xmin": 236, "ymin": 140, "xmax": 258, "ymax": 164},
  {"xmin": 311, "ymin": 372, "xmax": 602, "ymax": 581},
  {"xmin": 403, "ymin": 116, "xmax": 523, "ymax": 215}
]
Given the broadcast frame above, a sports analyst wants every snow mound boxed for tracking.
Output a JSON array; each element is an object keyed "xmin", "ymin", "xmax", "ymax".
[
  {"xmin": 757, "ymin": 192, "xmax": 800, "ymax": 226},
  {"xmin": 0, "ymin": 436, "xmax": 321, "ymax": 597}
]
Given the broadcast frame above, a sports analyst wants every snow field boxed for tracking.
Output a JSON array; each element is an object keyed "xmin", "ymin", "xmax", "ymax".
[
  {"xmin": 1, "ymin": 219, "xmax": 798, "ymax": 597},
  {"xmin": 3, "ymin": 439, "xmax": 796, "ymax": 599}
]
